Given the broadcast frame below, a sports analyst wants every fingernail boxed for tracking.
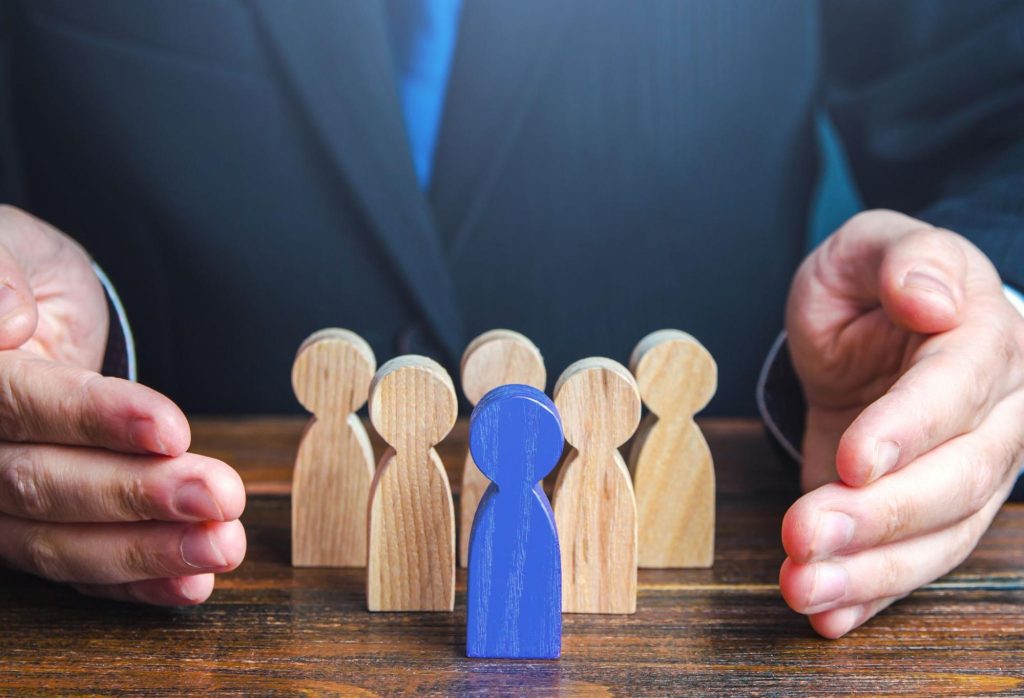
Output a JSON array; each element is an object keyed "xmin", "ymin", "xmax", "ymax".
[
  {"xmin": 903, "ymin": 270, "xmax": 956, "ymax": 309},
  {"xmin": 826, "ymin": 606, "xmax": 861, "ymax": 639},
  {"xmin": 174, "ymin": 481, "xmax": 223, "ymax": 521},
  {"xmin": 873, "ymin": 440, "xmax": 901, "ymax": 479},
  {"xmin": 808, "ymin": 562, "xmax": 849, "ymax": 609},
  {"xmin": 129, "ymin": 417, "xmax": 168, "ymax": 455},
  {"xmin": 0, "ymin": 284, "xmax": 21, "ymax": 321},
  {"xmin": 811, "ymin": 511, "xmax": 855, "ymax": 560},
  {"xmin": 180, "ymin": 525, "xmax": 228, "ymax": 569},
  {"xmin": 176, "ymin": 577, "xmax": 204, "ymax": 603}
]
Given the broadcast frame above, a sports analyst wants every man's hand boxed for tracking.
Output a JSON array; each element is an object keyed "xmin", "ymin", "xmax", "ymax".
[
  {"xmin": 0, "ymin": 205, "xmax": 245, "ymax": 605},
  {"xmin": 780, "ymin": 209, "xmax": 1024, "ymax": 638}
]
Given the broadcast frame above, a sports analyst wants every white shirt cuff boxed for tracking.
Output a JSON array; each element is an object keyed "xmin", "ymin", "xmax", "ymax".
[
  {"xmin": 1004, "ymin": 284, "xmax": 1024, "ymax": 318},
  {"xmin": 92, "ymin": 262, "xmax": 137, "ymax": 382}
]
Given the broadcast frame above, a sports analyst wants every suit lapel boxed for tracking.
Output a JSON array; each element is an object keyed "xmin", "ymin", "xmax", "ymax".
[
  {"xmin": 429, "ymin": 0, "xmax": 575, "ymax": 258},
  {"xmin": 249, "ymin": 0, "xmax": 464, "ymax": 361}
]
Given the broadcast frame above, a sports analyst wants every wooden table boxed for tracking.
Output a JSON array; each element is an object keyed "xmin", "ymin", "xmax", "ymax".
[{"xmin": 3, "ymin": 417, "xmax": 1024, "ymax": 696}]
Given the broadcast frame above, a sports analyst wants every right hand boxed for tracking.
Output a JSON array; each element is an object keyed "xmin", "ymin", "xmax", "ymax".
[{"xmin": 0, "ymin": 205, "xmax": 246, "ymax": 605}]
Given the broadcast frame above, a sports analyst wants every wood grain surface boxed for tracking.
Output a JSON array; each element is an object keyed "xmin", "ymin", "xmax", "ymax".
[{"xmin": 3, "ymin": 416, "xmax": 1024, "ymax": 696}]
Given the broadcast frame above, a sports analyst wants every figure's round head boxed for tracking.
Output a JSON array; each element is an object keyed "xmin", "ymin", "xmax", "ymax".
[
  {"xmin": 460, "ymin": 329, "xmax": 546, "ymax": 404},
  {"xmin": 292, "ymin": 328, "xmax": 376, "ymax": 414},
  {"xmin": 629, "ymin": 330, "xmax": 717, "ymax": 416},
  {"xmin": 553, "ymin": 357, "xmax": 641, "ymax": 450},
  {"xmin": 469, "ymin": 384, "xmax": 564, "ymax": 487},
  {"xmin": 368, "ymin": 355, "xmax": 457, "ymax": 449}
]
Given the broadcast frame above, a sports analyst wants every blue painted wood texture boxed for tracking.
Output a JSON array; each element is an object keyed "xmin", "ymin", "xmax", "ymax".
[{"xmin": 466, "ymin": 384, "xmax": 564, "ymax": 659}]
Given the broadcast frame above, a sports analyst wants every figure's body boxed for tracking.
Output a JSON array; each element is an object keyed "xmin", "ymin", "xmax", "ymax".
[
  {"xmin": 459, "ymin": 329, "xmax": 546, "ymax": 568},
  {"xmin": 291, "ymin": 328, "xmax": 376, "ymax": 567},
  {"xmin": 466, "ymin": 384, "xmax": 563, "ymax": 658},
  {"xmin": 551, "ymin": 358, "xmax": 641, "ymax": 614},
  {"xmin": 367, "ymin": 356, "xmax": 457, "ymax": 612},
  {"xmin": 629, "ymin": 330, "xmax": 717, "ymax": 568}
]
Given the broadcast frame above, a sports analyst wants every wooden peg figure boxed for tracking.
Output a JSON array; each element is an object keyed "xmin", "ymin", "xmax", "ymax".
[
  {"xmin": 367, "ymin": 355, "xmax": 458, "ymax": 611},
  {"xmin": 459, "ymin": 329, "xmax": 546, "ymax": 568},
  {"xmin": 466, "ymin": 385, "xmax": 564, "ymax": 659},
  {"xmin": 629, "ymin": 330, "xmax": 718, "ymax": 568},
  {"xmin": 291, "ymin": 328, "xmax": 376, "ymax": 567},
  {"xmin": 551, "ymin": 358, "xmax": 641, "ymax": 614}
]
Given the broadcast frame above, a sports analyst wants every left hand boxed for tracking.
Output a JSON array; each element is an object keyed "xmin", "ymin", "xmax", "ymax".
[
  {"xmin": 0, "ymin": 206, "xmax": 246, "ymax": 605},
  {"xmin": 780, "ymin": 209, "xmax": 1024, "ymax": 638}
]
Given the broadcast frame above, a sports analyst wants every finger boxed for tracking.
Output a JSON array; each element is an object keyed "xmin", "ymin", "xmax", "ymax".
[
  {"xmin": 788, "ymin": 210, "xmax": 930, "ymax": 323},
  {"xmin": 0, "ymin": 351, "xmax": 190, "ymax": 456},
  {"xmin": 0, "ymin": 445, "xmax": 245, "ymax": 523},
  {"xmin": 71, "ymin": 574, "xmax": 216, "ymax": 606},
  {"xmin": 877, "ymin": 227, "xmax": 973, "ymax": 334},
  {"xmin": 0, "ymin": 236, "xmax": 39, "ymax": 349},
  {"xmin": 808, "ymin": 595, "xmax": 904, "ymax": 639},
  {"xmin": 786, "ymin": 392, "xmax": 1024, "ymax": 562},
  {"xmin": 780, "ymin": 478, "xmax": 1009, "ymax": 615},
  {"xmin": 0, "ymin": 516, "xmax": 246, "ymax": 584},
  {"xmin": 836, "ymin": 310, "xmax": 1024, "ymax": 485}
]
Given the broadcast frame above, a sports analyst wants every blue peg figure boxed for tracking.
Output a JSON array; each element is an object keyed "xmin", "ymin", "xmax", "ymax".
[{"xmin": 466, "ymin": 384, "xmax": 564, "ymax": 659}]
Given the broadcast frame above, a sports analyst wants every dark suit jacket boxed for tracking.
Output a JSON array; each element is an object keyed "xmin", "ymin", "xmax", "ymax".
[{"xmin": 0, "ymin": 1, "xmax": 1022, "ymax": 418}]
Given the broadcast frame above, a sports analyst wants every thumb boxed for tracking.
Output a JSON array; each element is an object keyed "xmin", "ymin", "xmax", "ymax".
[
  {"xmin": 877, "ymin": 228, "xmax": 968, "ymax": 335},
  {"xmin": 0, "ymin": 240, "xmax": 38, "ymax": 349},
  {"xmin": 788, "ymin": 211, "xmax": 964, "ymax": 340}
]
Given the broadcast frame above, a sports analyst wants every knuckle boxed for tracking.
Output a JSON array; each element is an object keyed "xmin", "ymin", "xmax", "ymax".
[
  {"xmin": 822, "ymin": 220, "xmax": 859, "ymax": 270},
  {"xmin": 835, "ymin": 209, "xmax": 914, "ymax": 244},
  {"xmin": 109, "ymin": 473, "xmax": 152, "ymax": 521},
  {"xmin": 58, "ymin": 372, "xmax": 105, "ymax": 439},
  {"xmin": 805, "ymin": 233, "xmax": 854, "ymax": 312},
  {"xmin": 879, "ymin": 489, "xmax": 916, "ymax": 545},
  {"xmin": 949, "ymin": 520, "xmax": 980, "ymax": 566},
  {"xmin": 118, "ymin": 536, "xmax": 165, "ymax": 580},
  {"xmin": 21, "ymin": 525, "xmax": 69, "ymax": 581},
  {"xmin": 877, "ymin": 552, "xmax": 903, "ymax": 594},
  {"xmin": 961, "ymin": 451, "xmax": 995, "ymax": 517},
  {"xmin": 902, "ymin": 227, "xmax": 959, "ymax": 258},
  {"xmin": 0, "ymin": 360, "xmax": 37, "ymax": 443},
  {"xmin": 0, "ymin": 450, "xmax": 50, "ymax": 518},
  {"xmin": 836, "ymin": 210, "xmax": 881, "ymax": 240}
]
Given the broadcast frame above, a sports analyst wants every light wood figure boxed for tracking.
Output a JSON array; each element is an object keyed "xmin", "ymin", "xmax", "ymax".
[
  {"xmin": 551, "ymin": 358, "xmax": 641, "ymax": 614},
  {"xmin": 459, "ymin": 329, "xmax": 546, "ymax": 568},
  {"xmin": 628, "ymin": 330, "xmax": 717, "ymax": 568},
  {"xmin": 367, "ymin": 355, "xmax": 458, "ymax": 611},
  {"xmin": 291, "ymin": 328, "xmax": 376, "ymax": 567}
]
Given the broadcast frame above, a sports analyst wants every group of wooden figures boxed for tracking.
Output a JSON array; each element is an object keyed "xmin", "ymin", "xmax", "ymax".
[{"xmin": 291, "ymin": 327, "xmax": 717, "ymax": 658}]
